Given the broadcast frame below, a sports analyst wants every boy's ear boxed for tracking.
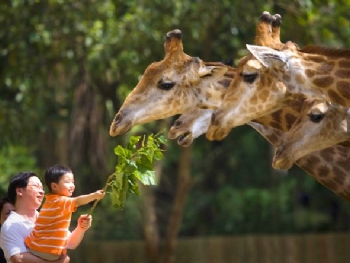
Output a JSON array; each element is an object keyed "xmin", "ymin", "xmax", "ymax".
[{"xmin": 51, "ymin": 182, "xmax": 58, "ymax": 191}]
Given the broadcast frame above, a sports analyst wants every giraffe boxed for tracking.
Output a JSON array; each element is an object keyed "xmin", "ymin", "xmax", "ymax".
[
  {"xmin": 167, "ymin": 101, "xmax": 350, "ymax": 203},
  {"xmin": 245, "ymin": 41, "xmax": 350, "ymax": 108},
  {"xmin": 272, "ymin": 98, "xmax": 350, "ymax": 170},
  {"xmin": 109, "ymin": 29, "xmax": 234, "ymax": 136}
]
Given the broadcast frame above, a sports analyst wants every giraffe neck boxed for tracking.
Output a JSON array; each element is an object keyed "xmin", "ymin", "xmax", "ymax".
[
  {"xmin": 282, "ymin": 48, "xmax": 350, "ymax": 107},
  {"xmin": 249, "ymin": 121, "xmax": 350, "ymax": 202},
  {"xmin": 196, "ymin": 63, "xmax": 235, "ymax": 110}
]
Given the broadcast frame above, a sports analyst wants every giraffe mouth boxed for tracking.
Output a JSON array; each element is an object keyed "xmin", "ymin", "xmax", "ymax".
[{"xmin": 177, "ymin": 132, "xmax": 193, "ymax": 147}]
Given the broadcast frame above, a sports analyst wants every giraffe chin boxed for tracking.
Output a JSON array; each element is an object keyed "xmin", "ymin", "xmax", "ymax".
[
  {"xmin": 177, "ymin": 132, "xmax": 193, "ymax": 147},
  {"xmin": 272, "ymin": 157, "xmax": 294, "ymax": 171}
]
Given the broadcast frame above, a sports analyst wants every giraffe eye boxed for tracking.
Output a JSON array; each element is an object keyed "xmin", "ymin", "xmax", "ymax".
[
  {"xmin": 309, "ymin": 113, "xmax": 324, "ymax": 123},
  {"xmin": 158, "ymin": 81, "xmax": 175, "ymax": 91},
  {"xmin": 241, "ymin": 73, "xmax": 258, "ymax": 84}
]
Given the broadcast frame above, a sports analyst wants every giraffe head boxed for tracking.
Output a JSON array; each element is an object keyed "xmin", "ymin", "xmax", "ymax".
[
  {"xmin": 205, "ymin": 53, "xmax": 288, "ymax": 141},
  {"xmin": 168, "ymin": 108, "xmax": 214, "ymax": 147},
  {"xmin": 205, "ymin": 11, "xmax": 297, "ymax": 141},
  {"xmin": 273, "ymin": 98, "xmax": 350, "ymax": 170},
  {"xmin": 109, "ymin": 29, "xmax": 230, "ymax": 136}
]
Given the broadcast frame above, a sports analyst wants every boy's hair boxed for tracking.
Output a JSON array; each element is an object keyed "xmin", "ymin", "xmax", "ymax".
[
  {"xmin": 45, "ymin": 165, "xmax": 72, "ymax": 192},
  {"xmin": 7, "ymin": 172, "xmax": 38, "ymax": 204}
]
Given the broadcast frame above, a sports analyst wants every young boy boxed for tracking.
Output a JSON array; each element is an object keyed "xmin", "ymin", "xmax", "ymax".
[{"xmin": 24, "ymin": 165, "xmax": 105, "ymax": 261}]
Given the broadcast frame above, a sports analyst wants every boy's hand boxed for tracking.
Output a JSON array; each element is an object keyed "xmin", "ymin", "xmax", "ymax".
[{"xmin": 94, "ymin": 190, "xmax": 105, "ymax": 200}]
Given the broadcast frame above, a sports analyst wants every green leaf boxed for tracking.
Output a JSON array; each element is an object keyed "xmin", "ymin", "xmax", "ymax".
[{"xmin": 102, "ymin": 131, "xmax": 166, "ymax": 209}]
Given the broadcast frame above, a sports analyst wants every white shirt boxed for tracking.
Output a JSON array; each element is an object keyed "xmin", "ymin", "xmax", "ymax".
[{"xmin": 0, "ymin": 211, "xmax": 38, "ymax": 263}]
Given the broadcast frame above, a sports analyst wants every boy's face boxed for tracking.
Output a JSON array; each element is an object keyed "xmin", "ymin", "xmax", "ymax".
[{"xmin": 52, "ymin": 173, "xmax": 75, "ymax": 196}]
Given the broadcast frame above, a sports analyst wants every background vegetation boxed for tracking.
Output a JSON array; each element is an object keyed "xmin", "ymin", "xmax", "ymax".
[{"xmin": 1, "ymin": 0, "xmax": 350, "ymax": 262}]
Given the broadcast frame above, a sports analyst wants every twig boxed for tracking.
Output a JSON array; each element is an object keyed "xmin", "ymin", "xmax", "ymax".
[{"xmin": 88, "ymin": 173, "xmax": 116, "ymax": 216}]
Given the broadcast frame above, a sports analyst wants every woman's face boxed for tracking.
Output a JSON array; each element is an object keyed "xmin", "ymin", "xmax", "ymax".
[{"xmin": 1, "ymin": 202, "xmax": 14, "ymax": 225}]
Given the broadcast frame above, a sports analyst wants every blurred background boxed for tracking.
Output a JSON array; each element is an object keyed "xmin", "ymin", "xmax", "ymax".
[{"xmin": 1, "ymin": 0, "xmax": 350, "ymax": 262}]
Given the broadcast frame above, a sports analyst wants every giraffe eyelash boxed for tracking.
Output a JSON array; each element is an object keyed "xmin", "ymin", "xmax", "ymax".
[{"xmin": 240, "ymin": 73, "xmax": 258, "ymax": 84}]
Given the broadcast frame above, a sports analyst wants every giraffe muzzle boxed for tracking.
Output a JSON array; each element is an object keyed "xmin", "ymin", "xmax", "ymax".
[{"xmin": 109, "ymin": 112, "xmax": 132, "ymax": 136}]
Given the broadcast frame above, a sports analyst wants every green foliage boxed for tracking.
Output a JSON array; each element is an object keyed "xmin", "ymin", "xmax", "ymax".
[
  {"xmin": 0, "ymin": 145, "xmax": 38, "ymax": 194},
  {"xmin": 106, "ymin": 132, "xmax": 167, "ymax": 209}
]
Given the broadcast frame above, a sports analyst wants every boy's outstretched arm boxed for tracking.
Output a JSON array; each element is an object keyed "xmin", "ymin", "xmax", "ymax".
[{"xmin": 74, "ymin": 190, "xmax": 105, "ymax": 207}]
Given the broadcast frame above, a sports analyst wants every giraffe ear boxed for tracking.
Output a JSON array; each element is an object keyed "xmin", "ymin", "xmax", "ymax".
[
  {"xmin": 246, "ymin": 44, "xmax": 288, "ymax": 69},
  {"xmin": 198, "ymin": 65, "xmax": 228, "ymax": 78}
]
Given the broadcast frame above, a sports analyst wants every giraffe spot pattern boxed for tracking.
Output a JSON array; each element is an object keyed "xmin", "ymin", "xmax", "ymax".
[
  {"xmin": 218, "ymin": 79, "xmax": 231, "ymax": 88},
  {"xmin": 328, "ymin": 90, "xmax": 346, "ymax": 105},
  {"xmin": 295, "ymin": 73, "xmax": 306, "ymax": 84},
  {"xmin": 287, "ymin": 84, "xmax": 296, "ymax": 92},
  {"xmin": 258, "ymin": 90, "xmax": 269, "ymax": 101},
  {"xmin": 307, "ymin": 155, "xmax": 321, "ymax": 172},
  {"xmin": 336, "ymin": 158, "xmax": 350, "ymax": 170},
  {"xmin": 334, "ymin": 69, "xmax": 350, "ymax": 78},
  {"xmin": 249, "ymin": 95, "xmax": 258, "ymax": 104},
  {"xmin": 269, "ymin": 121, "xmax": 282, "ymax": 130},
  {"xmin": 283, "ymin": 74, "xmax": 291, "ymax": 82},
  {"xmin": 336, "ymin": 81, "xmax": 350, "ymax": 99},
  {"xmin": 338, "ymin": 60, "xmax": 350, "ymax": 68},
  {"xmin": 318, "ymin": 62, "xmax": 335, "ymax": 74},
  {"xmin": 321, "ymin": 179, "xmax": 338, "ymax": 192},
  {"xmin": 317, "ymin": 165, "xmax": 330, "ymax": 178},
  {"xmin": 333, "ymin": 166, "xmax": 346, "ymax": 185},
  {"xmin": 205, "ymin": 91, "xmax": 212, "ymax": 99},
  {"xmin": 284, "ymin": 113, "xmax": 297, "ymax": 130},
  {"xmin": 312, "ymin": 76, "xmax": 334, "ymax": 88},
  {"xmin": 320, "ymin": 149, "xmax": 334, "ymax": 162},
  {"xmin": 267, "ymin": 133, "xmax": 278, "ymax": 144},
  {"xmin": 305, "ymin": 69, "xmax": 315, "ymax": 78},
  {"xmin": 307, "ymin": 55, "xmax": 325, "ymax": 64}
]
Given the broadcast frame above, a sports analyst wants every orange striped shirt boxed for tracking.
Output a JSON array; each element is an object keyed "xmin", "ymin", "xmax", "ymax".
[{"xmin": 25, "ymin": 194, "xmax": 77, "ymax": 255}]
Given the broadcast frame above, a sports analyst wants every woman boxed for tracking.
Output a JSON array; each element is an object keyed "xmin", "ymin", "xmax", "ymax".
[{"xmin": 0, "ymin": 197, "xmax": 14, "ymax": 263}]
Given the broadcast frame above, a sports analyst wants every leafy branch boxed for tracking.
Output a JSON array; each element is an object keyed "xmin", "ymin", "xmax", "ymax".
[{"xmin": 89, "ymin": 131, "xmax": 167, "ymax": 215}]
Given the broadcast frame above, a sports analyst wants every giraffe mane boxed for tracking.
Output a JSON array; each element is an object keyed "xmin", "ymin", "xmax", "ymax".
[
  {"xmin": 204, "ymin": 61, "xmax": 236, "ymax": 78},
  {"xmin": 300, "ymin": 45, "xmax": 350, "ymax": 58}
]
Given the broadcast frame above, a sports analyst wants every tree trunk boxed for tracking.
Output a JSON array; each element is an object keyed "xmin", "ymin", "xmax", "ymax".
[{"xmin": 159, "ymin": 145, "xmax": 193, "ymax": 263}]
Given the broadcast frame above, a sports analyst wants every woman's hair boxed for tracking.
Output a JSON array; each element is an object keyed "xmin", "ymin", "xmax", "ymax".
[{"xmin": 0, "ymin": 197, "xmax": 11, "ymax": 213}]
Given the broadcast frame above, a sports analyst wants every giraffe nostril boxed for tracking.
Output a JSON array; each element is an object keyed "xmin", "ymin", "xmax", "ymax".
[
  {"xmin": 275, "ymin": 146, "xmax": 283, "ymax": 158},
  {"xmin": 113, "ymin": 113, "xmax": 122, "ymax": 125},
  {"xmin": 174, "ymin": 120, "xmax": 182, "ymax": 127}
]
